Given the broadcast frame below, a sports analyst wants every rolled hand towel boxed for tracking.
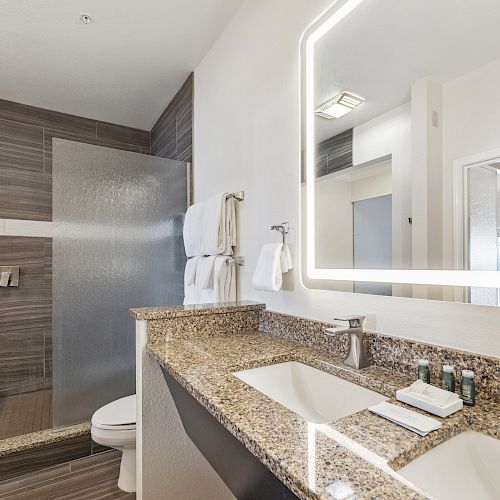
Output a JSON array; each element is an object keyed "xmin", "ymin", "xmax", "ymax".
[{"xmin": 252, "ymin": 243, "xmax": 283, "ymax": 292}]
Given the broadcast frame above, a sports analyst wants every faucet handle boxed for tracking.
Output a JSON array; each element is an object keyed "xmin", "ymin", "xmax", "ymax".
[{"xmin": 333, "ymin": 315, "xmax": 365, "ymax": 328}]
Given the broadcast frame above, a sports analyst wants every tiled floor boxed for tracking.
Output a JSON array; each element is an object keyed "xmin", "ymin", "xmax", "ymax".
[
  {"xmin": 0, "ymin": 450, "xmax": 135, "ymax": 499},
  {"xmin": 0, "ymin": 391, "xmax": 52, "ymax": 440}
]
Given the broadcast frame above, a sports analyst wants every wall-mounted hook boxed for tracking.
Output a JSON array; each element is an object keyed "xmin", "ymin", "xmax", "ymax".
[{"xmin": 269, "ymin": 222, "xmax": 290, "ymax": 245}]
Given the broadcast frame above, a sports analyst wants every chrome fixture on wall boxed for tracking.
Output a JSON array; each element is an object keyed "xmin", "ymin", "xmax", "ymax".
[
  {"xmin": 225, "ymin": 191, "xmax": 245, "ymax": 201},
  {"xmin": 269, "ymin": 222, "xmax": 290, "ymax": 245},
  {"xmin": 0, "ymin": 266, "xmax": 20, "ymax": 287}
]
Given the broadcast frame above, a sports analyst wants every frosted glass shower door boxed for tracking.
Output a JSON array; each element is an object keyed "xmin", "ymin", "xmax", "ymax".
[{"xmin": 52, "ymin": 139, "xmax": 187, "ymax": 426}]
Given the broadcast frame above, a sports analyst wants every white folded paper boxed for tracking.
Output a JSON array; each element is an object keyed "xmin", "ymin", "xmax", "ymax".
[{"xmin": 368, "ymin": 401, "xmax": 442, "ymax": 436}]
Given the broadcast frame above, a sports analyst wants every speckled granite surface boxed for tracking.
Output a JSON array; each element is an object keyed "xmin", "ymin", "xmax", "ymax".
[
  {"xmin": 130, "ymin": 301, "xmax": 264, "ymax": 320},
  {"xmin": 147, "ymin": 329, "xmax": 500, "ymax": 500},
  {"xmin": 0, "ymin": 422, "xmax": 90, "ymax": 457},
  {"xmin": 260, "ymin": 310, "xmax": 500, "ymax": 402}
]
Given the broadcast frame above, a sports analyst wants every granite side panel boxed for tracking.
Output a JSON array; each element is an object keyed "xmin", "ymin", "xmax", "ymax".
[
  {"xmin": 260, "ymin": 310, "xmax": 500, "ymax": 401},
  {"xmin": 131, "ymin": 301, "xmax": 264, "ymax": 321},
  {"xmin": 148, "ymin": 310, "xmax": 260, "ymax": 342}
]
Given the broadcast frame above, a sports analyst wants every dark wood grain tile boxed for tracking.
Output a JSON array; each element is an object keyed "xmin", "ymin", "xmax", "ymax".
[
  {"xmin": 316, "ymin": 128, "xmax": 353, "ymax": 178},
  {"xmin": 151, "ymin": 72, "xmax": 193, "ymax": 162},
  {"xmin": 0, "ymin": 99, "xmax": 96, "ymax": 138},
  {"xmin": 0, "ymin": 462, "xmax": 70, "ymax": 495},
  {"xmin": 0, "ymin": 170, "xmax": 51, "ymax": 221},
  {"xmin": 96, "ymin": 122, "xmax": 150, "ymax": 149},
  {"xmin": 0, "ymin": 434, "xmax": 90, "ymax": 482},
  {"xmin": 0, "ymin": 99, "xmax": 152, "ymax": 221},
  {"xmin": 0, "ymin": 391, "xmax": 52, "ymax": 440},
  {"xmin": 0, "ymin": 237, "xmax": 52, "ymax": 396},
  {"xmin": 0, "ymin": 451, "xmax": 134, "ymax": 499},
  {"xmin": 0, "ymin": 119, "xmax": 43, "ymax": 174}
]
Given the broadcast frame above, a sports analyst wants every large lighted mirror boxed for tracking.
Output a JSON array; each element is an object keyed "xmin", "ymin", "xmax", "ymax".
[{"xmin": 301, "ymin": 0, "xmax": 500, "ymax": 305}]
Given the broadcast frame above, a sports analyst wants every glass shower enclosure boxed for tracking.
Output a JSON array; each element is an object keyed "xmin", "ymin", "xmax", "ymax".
[{"xmin": 52, "ymin": 139, "xmax": 187, "ymax": 426}]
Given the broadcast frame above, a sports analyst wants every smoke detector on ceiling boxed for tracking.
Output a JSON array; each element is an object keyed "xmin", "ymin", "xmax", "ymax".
[{"xmin": 79, "ymin": 13, "xmax": 92, "ymax": 24}]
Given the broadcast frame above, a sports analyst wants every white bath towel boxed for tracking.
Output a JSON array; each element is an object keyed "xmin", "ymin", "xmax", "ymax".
[
  {"xmin": 183, "ymin": 193, "xmax": 238, "ymax": 258},
  {"xmin": 252, "ymin": 243, "xmax": 284, "ymax": 292},
  {"xmin": 184, "ymin": 256, "xmax": 236, "ymax": 305}
]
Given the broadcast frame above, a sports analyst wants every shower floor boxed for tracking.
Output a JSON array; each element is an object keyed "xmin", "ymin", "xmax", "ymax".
[{"xmin": 0, "ymin": 390, "xmax": 52, "ymax": 440}]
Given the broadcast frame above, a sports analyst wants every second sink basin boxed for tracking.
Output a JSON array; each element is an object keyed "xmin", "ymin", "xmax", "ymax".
[
  {"xmin": 398, "ymin": 431, "xmax": 500, "ymax": 500},
  {"xmin": 232, "ymin": 361, "xmax": 386, "ymax": 423}
]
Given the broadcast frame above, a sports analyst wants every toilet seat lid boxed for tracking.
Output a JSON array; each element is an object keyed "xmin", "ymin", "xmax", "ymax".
[{"xmin": 92, "ymin": 394, "xmax": 136, "ymax": 427}]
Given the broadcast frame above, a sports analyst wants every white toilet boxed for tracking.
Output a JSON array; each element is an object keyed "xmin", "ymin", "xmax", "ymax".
[{"xmin": 91, "ymin": 394, "xmax": 136, "ymax": 493}]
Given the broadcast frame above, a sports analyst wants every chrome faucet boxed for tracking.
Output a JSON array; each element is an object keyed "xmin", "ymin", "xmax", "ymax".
[{"xmin": 325, "ymin": 315, "xmax": 370, "ymax": 370}]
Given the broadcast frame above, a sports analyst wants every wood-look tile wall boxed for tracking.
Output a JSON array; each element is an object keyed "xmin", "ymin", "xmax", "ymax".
[
  {"xmin": 0, "ymin": 75, "xmax": 193, "ymax": 400},
  {"xmin": 0, "ymin": 98, "xmax": 151, "ymax": 222},
  {"xmin": 151, "ymin": 73, "xmax": 193, "ymax": 163},
  {"xmin": 0, "ymin": 237, "xmax": 52, "ymax": 396},
  {"xmin": 0, "ymin": 99, "xmax": 150, "ymax": 397}
]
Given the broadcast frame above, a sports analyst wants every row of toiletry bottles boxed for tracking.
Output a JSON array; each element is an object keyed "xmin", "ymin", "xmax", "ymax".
[{"xmin": 418, "ymin": 359, "xmax": 475, "ymax": 406}]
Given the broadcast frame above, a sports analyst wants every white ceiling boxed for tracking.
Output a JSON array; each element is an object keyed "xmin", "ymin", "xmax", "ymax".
[
  {"xmin": 315, "ymin": 0, "xmax": 500, "ymax": 142},
  {"xmin": 0, "ymin": 0, "xmax": 243, "ymax": 129}
]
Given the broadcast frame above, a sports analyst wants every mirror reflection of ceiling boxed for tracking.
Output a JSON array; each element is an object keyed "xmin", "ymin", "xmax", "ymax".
[{"xmin": 315, "ymin": 0, "xmax": 500, "ymax": 142}]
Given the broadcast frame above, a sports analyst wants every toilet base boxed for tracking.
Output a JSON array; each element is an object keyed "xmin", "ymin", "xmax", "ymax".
[{"xmin": 117, "ymin": 448, "xmax": 136, "ymax": 493}]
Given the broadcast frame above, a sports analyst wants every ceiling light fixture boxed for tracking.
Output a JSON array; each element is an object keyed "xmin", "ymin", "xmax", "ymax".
[
  {"xmin": 315, "ymin": 90, "xmax": 365, "ymax": 119},
  {"xmin": 79, "ymin": 13, "xmax": 92, "ymax": 24}
]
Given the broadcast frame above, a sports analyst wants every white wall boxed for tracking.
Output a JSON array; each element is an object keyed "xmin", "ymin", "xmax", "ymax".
[
  {"xmin": 442, "ymin": 57, "xmax": 500, "ymax": 270},
  {"xmin": 193, "ymin": 0, "xmax": 500, "ymax": 358}
]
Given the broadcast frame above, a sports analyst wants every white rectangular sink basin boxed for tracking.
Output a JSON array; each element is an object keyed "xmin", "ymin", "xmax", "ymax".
[
  {"xmin": 232, "ymin": 361, "xmax": 386, "ymax": 423},
  {"xmin": 398, "ymin": 431, "xmax": 500, "ymax": 500}
]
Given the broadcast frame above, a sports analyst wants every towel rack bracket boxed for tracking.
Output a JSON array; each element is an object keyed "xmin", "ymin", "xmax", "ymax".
[
  {"xmin": 226, "ymin": 191, "xmax": 245, "ymax": 201},
  {"xmin": 227, "ymin": 256, "xmax": 245, "ymax": 266}
]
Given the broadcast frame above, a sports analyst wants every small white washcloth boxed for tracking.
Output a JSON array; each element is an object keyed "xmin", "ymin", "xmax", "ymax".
[
  {"xmin": 252, "ymin": 243, "xmax": 284, "ymax": 292},
  {"xmin": 406, "ymin": 380, "xmax": 459, "ymax": 407},
  {"xmin": 280, "ymin": 243, "xmax": 293, "ymax": 273}
]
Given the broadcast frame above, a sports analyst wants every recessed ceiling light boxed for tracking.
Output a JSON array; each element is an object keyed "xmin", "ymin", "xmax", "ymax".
[
  {"xmin": 79, "ymin": 13, "xmax": 92, "ymax": 24},
  {"xmin": 315, "ymin": 91, "xmax": 365, "ymax": 119}
]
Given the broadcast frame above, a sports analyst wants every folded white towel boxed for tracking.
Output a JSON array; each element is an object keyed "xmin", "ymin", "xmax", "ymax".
[
  {"xmin": 183, "ymin": 193, "xmax": 238, "ymax": 258},
  {"xmin": 252, "ymin": 243, "xmax": 284, "ymax": 292}
]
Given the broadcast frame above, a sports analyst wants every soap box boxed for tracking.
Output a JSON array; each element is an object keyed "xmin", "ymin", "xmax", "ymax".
[{"xmin": 396, "ymin": 388, "xmax": 463, "ymax": 418}]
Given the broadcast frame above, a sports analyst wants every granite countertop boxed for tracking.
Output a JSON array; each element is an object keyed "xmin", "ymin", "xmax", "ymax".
[
  {"xmin": 130, "ymin": 301, "xmax": 264, "ymax": 320},
  {"xmin": 147, "ymin": 330, "xmax": 500, "ymax": 500}
]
